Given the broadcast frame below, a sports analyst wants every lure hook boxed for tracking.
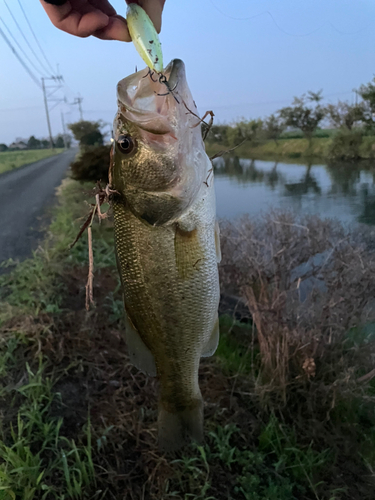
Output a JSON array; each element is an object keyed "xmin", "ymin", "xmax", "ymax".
[{"xmin": 155, "ymin": 74, "xmax": 180, "ymax": 103}]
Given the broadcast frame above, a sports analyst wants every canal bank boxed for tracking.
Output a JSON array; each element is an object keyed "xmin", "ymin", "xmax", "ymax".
[{"xmin": 206, "ymin": 135, "xmax": 375, "ymax": 162}]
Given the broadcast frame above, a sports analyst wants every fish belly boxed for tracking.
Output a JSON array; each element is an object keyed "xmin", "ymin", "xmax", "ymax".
[{"xmin": 113, "ymin": 183, "xmax": 220, "ymax": 450}]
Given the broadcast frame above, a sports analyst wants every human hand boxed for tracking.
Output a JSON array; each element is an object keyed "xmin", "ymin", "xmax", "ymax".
[{"xmin": 40, "ymin": 0, "xmax": 166, "ymax": 42}]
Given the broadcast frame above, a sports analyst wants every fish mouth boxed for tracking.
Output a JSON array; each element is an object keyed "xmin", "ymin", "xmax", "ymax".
[
  {"xmin": 165, "ymin": 59, "xmax": 185, "ymax": 92},
  {"xmin": 116, "ymin": 59, "xmax": 195, "ymax": 136}
]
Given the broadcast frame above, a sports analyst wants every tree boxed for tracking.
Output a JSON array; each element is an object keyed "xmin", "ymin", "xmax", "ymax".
[
  {"xmin": 68, "ymin": 120, "xmax": 104, "ymax": 148},
  {"xmin": 0, "ymin": 144, "xmax": 8, "ymax": 152},
  {"xmin": 356, "ymin": 77, "xmax": 375, "ymax": 128},
  {"xmin": 227, "ymin": 119, "xmax": 263, "ymax": 147},
  {"xmin": 55, "ymin": 135, "xmax": 65, "ymax": 148},
  {"xmin": 27, "ymin": 135, "xmax": 41, "ymax": 149},
  {"xmin": 204, "ymin": 124, "xmax": 229, "ymax": 145},
  {"xmin": 279, "ymin": 91, "xmax": 326, "ymax": 146},
  {"xmin": 328, "ymin": 129, "xmax": 363, "ymax": 161},
  {"xmin": 326, "ymin": 101, "xmax": 364, "ymax": 130},
  {"xmin": 263, "ymin": 114, "xmax": 285, "ymax": 144}
]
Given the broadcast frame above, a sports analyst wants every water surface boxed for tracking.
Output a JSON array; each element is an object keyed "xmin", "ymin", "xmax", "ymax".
[{"xmin": 214, "ymin": 157, "xmax": 375, "ymax": 224}]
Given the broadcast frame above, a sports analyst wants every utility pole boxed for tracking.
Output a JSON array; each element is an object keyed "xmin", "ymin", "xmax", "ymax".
[
  {"xmin": 41, "ymin": 75, "xmax": 65, "ymax": 149},
  {"xmin": 61, "ymin": 111, "xmax": 67, "ymax": 149},
  {"xmin": 72, "ymin": 96, "xmax": 84, "ymax": 121},
  {"xmin": 42, "ymin": 77, "xmax": 53, "ymax": 149}
]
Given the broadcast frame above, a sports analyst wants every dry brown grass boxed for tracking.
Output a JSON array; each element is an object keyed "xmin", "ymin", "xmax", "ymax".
[{"xmin": 219, "ymin": 212, "xmax": 375, "ymax": 412}]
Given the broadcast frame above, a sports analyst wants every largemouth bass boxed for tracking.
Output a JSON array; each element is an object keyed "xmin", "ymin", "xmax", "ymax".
[{"xmin": 110, "ymin": 59, "xmax": 221, "ymax": 451}]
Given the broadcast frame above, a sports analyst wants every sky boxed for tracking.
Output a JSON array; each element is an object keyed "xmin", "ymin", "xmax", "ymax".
[{"xmin": 0, "ymin": 0, "xmax": 374, "ymax": 145}]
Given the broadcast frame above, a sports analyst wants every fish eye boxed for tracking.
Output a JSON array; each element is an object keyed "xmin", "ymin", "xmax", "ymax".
[{"xmin": 117, "ymin": 134, "xmax": 136, "ymax": 155}]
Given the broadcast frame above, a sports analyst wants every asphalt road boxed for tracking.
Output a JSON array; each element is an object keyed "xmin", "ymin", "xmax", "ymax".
[{"xmin": 0, "ymin": 149, "xmax": 77, "ymax": 267}]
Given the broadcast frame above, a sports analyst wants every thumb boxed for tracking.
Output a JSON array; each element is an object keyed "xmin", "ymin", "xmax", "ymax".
[{"xmin": 125, "ymin": 0, "xmax": 166, "ymax": 33}]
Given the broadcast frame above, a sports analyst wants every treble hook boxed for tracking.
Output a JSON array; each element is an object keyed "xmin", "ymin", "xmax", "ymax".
[{"xmin": 155, "ymin": 74, "xmax": 180, "ymax": 103}]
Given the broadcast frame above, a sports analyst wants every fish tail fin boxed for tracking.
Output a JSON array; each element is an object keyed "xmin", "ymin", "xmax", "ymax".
[{"xmin": 158, "ymin": 398, "xmax": 204, "ymax": 452}]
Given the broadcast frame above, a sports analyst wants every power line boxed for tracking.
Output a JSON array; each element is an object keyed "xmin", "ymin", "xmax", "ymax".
[
  {"xmin": 0, "ymin": 23, "xmax": 41, "ymax": 88},
  {"xmin": 0, "ymin": 16, "xmax": 45, "ymax": 77},
  {"xmin": 0, "ymin": 106, "xmax": 41, "ymax": 112},
  {"xmin": 17, "ymin": 0, "xmax": 55, "ymax": 75},
  {"xmin": 4, "ymin": 0, "xmax": 52, "ymax": 76}
]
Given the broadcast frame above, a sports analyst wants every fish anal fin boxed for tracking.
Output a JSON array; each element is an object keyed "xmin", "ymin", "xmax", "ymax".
[
  {"xmin": 158, "ymin": 399, "xmax": 203, "ymax": 452},
  {"xmin": 215, "ymin": 220, "xmax": 222, "ymax": 263},
  {"xmin": 201, "ymin": 314, "xmax": 219, "ymax": 358},
  {"xmin": 124, "ymin": 309, "xmax": 157, "ymax": 376}
]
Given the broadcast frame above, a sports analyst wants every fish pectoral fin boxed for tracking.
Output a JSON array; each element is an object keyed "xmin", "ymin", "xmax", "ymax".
[
  {"xmin": 124, "ymin": 309, "xmax": 157, "ymax": 376},
  {"xmin": 215, "ymin": 220, "xmax": 222, "ymax": 263},
  {"xmin": 201, "ymin": 314, "xmax": 220, "ymax": 357}
]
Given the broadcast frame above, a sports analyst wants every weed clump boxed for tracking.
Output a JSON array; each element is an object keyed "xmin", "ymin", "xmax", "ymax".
[{"xmin": 70, "ymin": 145, "xmax": 111, "ymax": 184}]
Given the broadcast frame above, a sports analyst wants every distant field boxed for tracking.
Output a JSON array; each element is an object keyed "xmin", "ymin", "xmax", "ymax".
[{"xmin": 0, "ymin": 149, "xmax": 64, "ymax": 175}]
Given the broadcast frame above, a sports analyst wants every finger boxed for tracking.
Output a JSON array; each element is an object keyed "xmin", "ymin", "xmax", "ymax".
[
  {"xmin": 43, "ymin": 0, "xmax": 116, "ymax": 17},
  {"xmin": 125, "ymin": 0, "xmax": 166, "ymax": 33},
  {"xmin": 40, "ymin": 0, "xmax": 110, "ymax": 37},
  {"xmin": 94, "ymin": 15, "xmax": 131, "ymax": 42}
]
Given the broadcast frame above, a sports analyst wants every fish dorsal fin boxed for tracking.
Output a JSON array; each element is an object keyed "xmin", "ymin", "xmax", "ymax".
[
  {"xmin": 123, "ymin": 308, "xmax": 157, "ymax": 376},
  {"xmin": 201, "ymin": 314, "xmax": 219, "ymax": 358}
]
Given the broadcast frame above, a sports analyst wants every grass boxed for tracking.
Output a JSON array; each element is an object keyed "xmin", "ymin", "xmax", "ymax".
[
  {"xmin": 0, "ymin": 344, "xmax": 96, "ymax": 500},
  {"xmin": 205, "ymin": 137, "xmax": 331, "ymax": 162},
  {"xmin": 0, "ymin": 178, "xmax": 375, "ymax": 498},
  {"xmin": 0, "ymin": 149, "xmax": 64, "ymax": 175},
  {"xmin": 170, "ymin": 424, "xmax": 298, "ymax": 500},
  {"xmin": 205, "ymin": 135, "xmax": 375, "ymax": 161},
  {"xmin": 216, "ymin": 315, "xmax": 254, "ymax": 376}
]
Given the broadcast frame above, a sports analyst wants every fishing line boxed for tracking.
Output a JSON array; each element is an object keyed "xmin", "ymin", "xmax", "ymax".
[
  {"xmin": 202, "ymin": 90, "xmax": 354, "ymax": 111},
  {"xmin": 207, "ymin": 0, "xmax": 372, "ymax": 37},
  {"xmin": 17, "ymin": 0, "xmax": 55, "ymax": 75},
  {"xmin": 3, "ymin": 0, "xmax": 52, "ymax": 76}
]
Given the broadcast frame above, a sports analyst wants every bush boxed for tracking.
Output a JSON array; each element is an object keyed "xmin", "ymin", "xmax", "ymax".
[
  {"xmin": 328, "ymin": 129, "xmax": 363, "ymax": 161},
  {"xmin": 70, "ymin": 145, "xmax": 111, "ymax": 183}
]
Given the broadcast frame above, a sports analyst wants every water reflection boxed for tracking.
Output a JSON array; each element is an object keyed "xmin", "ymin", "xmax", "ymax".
[
  {"xmin": 284, "ymin": 165, "xmax": 321, "ymax": 197},
  {"xmin": 213, "ymin": 155, "xmax": 375, "ymax": 224},
  {"xmin": 214, "ymin": 156, "xmax": 286, "ymax": 189},
  {"xmin": 358, "ymin": 187, "xmax": 375, "ymax": 224}
]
